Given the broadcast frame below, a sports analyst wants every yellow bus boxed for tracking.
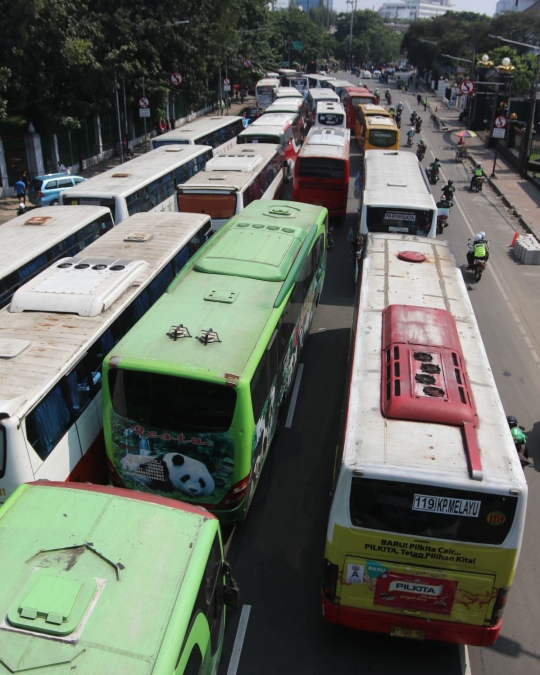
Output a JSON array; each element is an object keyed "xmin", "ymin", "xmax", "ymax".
[
  {"xmin": 354, "ymin": 104, "xmax": 392, "ymax": 147},
  {"xmin": 322, "ymin": 234, "xmax": 527, "ymax": 646},
  {"xmin": 361, "ymin": 116, "xmax": 399, "ymax": 153}
]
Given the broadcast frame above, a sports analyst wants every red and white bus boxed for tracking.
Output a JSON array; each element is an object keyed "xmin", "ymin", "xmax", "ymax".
[
  {"xmin": 292, "ymin": 127, "xmax": 350, "ymax": 219},
  {"xmin": 237, "ymin": 112, "xmax": 303, "ymax": 179},
  {"xmin": 340, "ymin": 86, "xmax": 379, "ymax": 130}
]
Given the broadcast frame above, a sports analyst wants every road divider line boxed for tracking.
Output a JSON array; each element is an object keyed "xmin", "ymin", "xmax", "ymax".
[
  {"xmin": 285, "ymin": 364, "xmax": 304, "ymax": 428},
  {"xmin": 459, "ymin": 644, "xmax": 472, "ymax": 675},
  {"xmin": 226, "ymin": 604, "xmax": 251, "ymax": 675}
]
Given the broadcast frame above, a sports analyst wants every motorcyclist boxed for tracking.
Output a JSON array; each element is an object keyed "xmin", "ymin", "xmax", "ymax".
[
  {"xmin": 428, "ymin": 157, "xmax": 441, "ymax": 174},
  {"xmin": 406, "ymin": 128, "xmax": 415, "ymax": 146},
  {"xmin": 507, "ymin": 416, "xmax": 530, "ymax": 464},
  {"xmin": 410, "ymin": 110, "xmax": 418, "ymax": 124},
  {"xmin": 397, "ymin": 101, "xmax": 404, "ymax": 112},
  {"xmin": 416, "ymin": 138, "xmax": 427, "ymax": 158},
  {"xmin": 470, "ymin": 162, "xmax": 484, "ymax": 190},
  {"xmin": 441, "ymin": 179, "xmax": 455, "ymax": 201},
  {"xmin": 467, "ymin": 231, "xmax": 489, "ymax": 268},
  {"xmin": 415, "ymin": 117, "xmax": 423, "ymax": 133},
  {"xmin": 389, "ymin": 106, "xmax": 395, "ymax": 117}
]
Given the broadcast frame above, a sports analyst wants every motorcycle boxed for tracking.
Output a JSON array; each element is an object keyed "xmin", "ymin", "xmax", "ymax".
[
  {"xmin": 410, "ymin": 112, "xmax": 418, "ymax": 125},
  {"xmin": 406, "ymin": 131, "xmax": 414, "ymax": 148},
  {"xmin": 396, "ymin": 116, "xmax": 401, "ymax": 129},
  {"xmin": 472, "ymin": 258, "xmax": 487, "ymax": 282},
  {"xmin": 471, "ymin": 174, "xmax": 484, "ymax": 192},
  {"xmin": 507, "ymin": 416, "xmax": 530, "ymax": 465},
  {"xmin": 436, "ymin": 198, "xmax": 453, "ymax": 235},
  {"xmin": 426, "ymin": 166, "xmax": 440, "ymax": 184},
  {"xmin": 386, "ymin": 95, "xmax": 392, "ymax": 106},
  {"xmin": 415, "ymin": 119, "xmax": 423, "ymax": 133},
  {"xmin": 416, "ymin": 145, "xmax": 426, "ymax": 162}
]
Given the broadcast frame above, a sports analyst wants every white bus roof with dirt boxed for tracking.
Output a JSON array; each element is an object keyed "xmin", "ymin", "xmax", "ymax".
[
  {"xmin": 300, "ymin": 128, "xmax": 350, "ymax": 159},
  {"xmin": 149, "ymin": 116, "xmax": 241, "ymax": 147},
  {"xmin": 0, "ymin": 212, "xmax": 211, "ymax": 422},
  {"xmin": 273, "ymin": 87, "xmax": 304, "ymax": 99},
  {"xmin": 363, "ymin": 150, "xmax": 435, "ymax": 211},
  {"xmin": 177, "ymin": 144, "xmax": 281, "ymax": 193},
  {"xmin": 0, "ymin": 206, "xmax": 111, "ymax": 279},
  {"xmin": 59, "ymin": 146, "xmax": 211, "ymax": 200},
  {"xmin": 344, "ymin": 233, "xmax": 526, "ymax": 489}
]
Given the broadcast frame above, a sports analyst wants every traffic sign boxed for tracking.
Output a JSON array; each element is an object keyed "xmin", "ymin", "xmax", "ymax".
[
  {"xmin": 223, "ymin": 78, "xmax": 230, "ymax": 86},
  {"xmin": 139, "ymin": 108, "xmax": 151, "ymax": 118},
  {"xmin": 138, "ymin": 96, "xmax": 150, "ymax": 109},
  {"xmin": 169, "ymin": 71, "xmax": 183, "ymax": 86},
  {"xmin": 494, "ymin": 115, "xmax": 507, "ymax": 129},
  {"xmin": 492, "ymin": 128, "xmax": 506, "ymax": 139},
  {"xmin": 242, "ymin": 58, "xmax": 252, "ymax": 68},
  {"xmin": 459, "ymin": 79, "xmax": 475, "ymax": 95}
]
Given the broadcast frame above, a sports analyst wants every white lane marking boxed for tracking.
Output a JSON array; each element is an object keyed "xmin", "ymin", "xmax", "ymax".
[
  {"xmin": 285, "ymin": 363, "xmax": 304, "ymax": 428},
  {"xmin": 226, "ymin": 605, "xmax": 252, "ymax": 675},
  {"xmin": 459, "ymin": 644, "xmax": 472, "ymax": 675}
]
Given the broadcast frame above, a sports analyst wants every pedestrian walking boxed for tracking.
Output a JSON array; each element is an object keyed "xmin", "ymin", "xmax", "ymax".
[
  {"xmin": 422, "ymin": 97, "xmax": 427, "ymax": 111},
  {"xmin": 15, "ymin": 177, "xmax": 27, "ymax": 213},
  {"xmin": 57, "ymin": 161, "xmax": 69, "ymax": 174},
  {"xmin": 220, "ymin": 99, "xmax": 225, "ymax": 115},
  {"xmin": 417, "ymin": 93, "xmax": 422, "ymax": 105}
]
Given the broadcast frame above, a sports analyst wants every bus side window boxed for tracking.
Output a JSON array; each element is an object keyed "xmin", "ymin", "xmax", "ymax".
[
  {"xmin": 192, "ymin": 534, "xmax": 224, "ymax": 655},
  {"xmin": 267, "ymin": 330, "xmax": 278, "ymax": 385},
  {"xmin": 278, "ymin": 293, "xmax": 300, "ymax": 363},
  {"xmin": 25, "ymin": 382, "xmax": 74, "ymax": 460},
  {"xmin": 181, "ymin": 644, "xmax": 202, "ymax": 675},
  {"xmin": 297, "ymin": 248, "xmax": 314, "ymax": 296},
  {"xmin": 251, "ymin": 352, "xmax": 268, "ymax": 422},
  {"xmin": 312, "ymin": 234, "xmax": 324, "ymax": 270}
]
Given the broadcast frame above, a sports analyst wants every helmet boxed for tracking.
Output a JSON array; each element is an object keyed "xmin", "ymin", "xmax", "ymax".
[
  {"xmin": 399, "ymin": 101, "xmax": 403, "ymax": 105},
  {"xmin": 434, "ymin": 157, "xmax": 439, "ymax": 162},
  {"xmin": 474, "ymin": 231, "xmax": 486, "ymax": 242},
  {"xmin": 476, "ymin": 162, "xmax": 482, "ymax": 168},
  {"xmin": 511, "ymin": 426, "xmax": 527, "ymax": 444},
  {"xmin": 420, "ymin": 138, "xmax": 424, "ymax": 143},
  {"xmin": 507, "ymin": 415, "xmax": 518, "ymax": 428},
  {"xmin": 447, "ymin": 180, "xmax": 453, "ymax": 186}
]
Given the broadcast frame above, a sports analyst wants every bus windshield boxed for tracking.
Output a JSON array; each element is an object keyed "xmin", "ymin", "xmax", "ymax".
[
  {"xmin": 352, "ymin": 97, "xmax": 375, "ymax": 107},
  {"xmin": 178, "ymin": 192, "xmax": 237, "ymax": 219},
  {"xmin": 368, "ymin": 129, "xmax": 397, "ymax": 148},
  {"xmin": 299, "ymin": 158, "xmax": 344, "ymax": 180},
  {"xmin": 366, "ymin": 207, "xmax": 433, "ymax": 236},
  {"xmin": 349, "ymin": 477, "xmax": 517, "ymax": 545},
  {"xmin": 318, "ymin": 113, "xmax": 345, "ymax": 126},
  {"xmin": 109, "ymin": 369, "xmax": 237, "ymax": 433}
]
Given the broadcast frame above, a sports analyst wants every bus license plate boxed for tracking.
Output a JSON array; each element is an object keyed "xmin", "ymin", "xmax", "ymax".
[{"xmin": 390, "ymin": 627, "xmax": 425, "ymax": 641}]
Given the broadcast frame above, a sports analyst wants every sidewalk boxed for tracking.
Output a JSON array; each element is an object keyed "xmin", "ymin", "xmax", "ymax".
[
  {"xmin": 426, "ymin": 92, "xmax": 540, "ymax": 243},
  {"xmin": 0, "ymin": 96, "xmax": 255, "ymax": 226}
]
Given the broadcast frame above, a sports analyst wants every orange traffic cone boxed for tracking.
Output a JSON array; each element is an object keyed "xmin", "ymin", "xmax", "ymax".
[{"xmin": 510, "ymin": 230, "xmax": 519, "ymax": 247}]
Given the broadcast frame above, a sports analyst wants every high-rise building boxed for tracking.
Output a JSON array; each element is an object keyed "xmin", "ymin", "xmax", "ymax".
[
  {"xmin": 294, "ymin": 0, "xmax": 334, "ymax": 11},
  {"xmin": 495, "ymin": 0, "xmax": 538, "ymax": 13}
]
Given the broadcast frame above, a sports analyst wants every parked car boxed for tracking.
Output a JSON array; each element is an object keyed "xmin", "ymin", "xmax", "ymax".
[
  {"xmin": 373, "ymin": 70, "xmax": 382, "ymax": 78},
  {"xmin": 28, "ymin": 173, "xmax": 86, "ymax": 207},
  {"xmin": 362, "ymin": 70, "xmax": 372, "ymax": 79}
]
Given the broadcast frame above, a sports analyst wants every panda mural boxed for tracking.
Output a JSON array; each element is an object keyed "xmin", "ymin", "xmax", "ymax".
[
  {"xmin": 111, "ymin": 416, "xmax": 235, "ymax": 504},
  {"xmin": 121, "ymin": 452, "xmax": 215, "ymax": 496}
]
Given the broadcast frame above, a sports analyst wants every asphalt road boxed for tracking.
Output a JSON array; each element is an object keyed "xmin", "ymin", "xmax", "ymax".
[{"xmin": 218, "ymin": 73, "xmax": 540, "ymax": 675}]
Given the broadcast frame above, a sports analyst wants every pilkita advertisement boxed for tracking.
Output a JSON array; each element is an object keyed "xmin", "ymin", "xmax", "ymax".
[{"xmin": 374, "ymin": 571, "xmax": 458, "ymax": 615}]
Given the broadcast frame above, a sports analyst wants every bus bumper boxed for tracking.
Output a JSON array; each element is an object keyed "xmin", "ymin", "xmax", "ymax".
[{"xmin": 321, "ymin": 594, "xmax": 501, "ymax": 646}]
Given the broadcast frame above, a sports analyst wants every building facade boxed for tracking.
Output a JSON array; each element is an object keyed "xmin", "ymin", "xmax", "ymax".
[
  {"xmin": 495, "ymin": 0, "xmax": 539, "ymax": 13},
  {"xmin": 378, "ymin": 1, "xmax": 453, "ymax": 20}
]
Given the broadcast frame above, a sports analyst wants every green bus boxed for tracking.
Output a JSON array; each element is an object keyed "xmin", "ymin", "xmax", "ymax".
[
  {"xmin": 103, "ymin": 200, "xmax": 328, "ymax": 521},
  {"xmin": 0, "ymin": 481, "xmax": 239, "ymax": 675}
]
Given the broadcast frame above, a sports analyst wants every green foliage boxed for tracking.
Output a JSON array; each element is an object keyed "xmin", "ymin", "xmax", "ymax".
[
  {"xmin": 334, "ymin": 10, "xmax": 401, "ymax": 65},
  {"xmin": 401, "ymin": 10, "xmax": 540, "ymax": 95}
]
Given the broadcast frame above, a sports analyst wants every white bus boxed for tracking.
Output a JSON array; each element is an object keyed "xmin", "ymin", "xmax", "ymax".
[
  {"xmin": 307, "ymin": 74, "xmax": 336, "ymax": 90},
  {"xmin": 59, "ymin": 145, "xmax": 212, "ymax": 223},
  {"xmin": 0, "ymin": 205, "xmax": 114, "ymax": 309},
  {"xmin": 314, "ymin": 102, "xmax": 347, "ymax": 129},
  {"xmin": 327, "ymin": 79, "xmax": 355, "ymax": 97},
  {"xmin": 358, "ymin": 150, "xmax": 437, "ymax": 239},
  {"xmin": 177, "ymin": 144, "xmax": 285, "ymax": 230},
  {"xmin": 264, "ymin": 97, "xmax": 307, "ymax": 132},
  {"xmin": 307, "ymin": 88, "xmax": 341, "ymax": 123},
  {"xmin": 273, "ymin": 87, "xmax": 304, "ymax": 101},
  {"xmin": 149, "ymin": 115, "xmax": 244, "ymax": 155},
  {"xmin": 277, "ymin": 68, "xmax": 298, "ymax": 86},
  {"xmin": 322, "ymin": 233, "xmax": 527, "ymax": 646},
  {"xmin": 0, "ymin": 212, "xmax": 212, "ymax": 504},
  {"xmin": 255, "ymin": 78, "xmax": 279, "ymax": 109}
]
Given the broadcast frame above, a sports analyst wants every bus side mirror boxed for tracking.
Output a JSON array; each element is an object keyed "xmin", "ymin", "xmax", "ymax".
[{"xmin": 223, "ymin": 561, "xmax": 240, "ymax": 609}]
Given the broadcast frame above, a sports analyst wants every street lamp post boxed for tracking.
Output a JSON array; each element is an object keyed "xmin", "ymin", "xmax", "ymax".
[
  {"xmin": 490, "ymin": 57, "xmax": 514, "ymax": 179},
  {"xmin": 346, "ymin": 0, "xmax": 354, "ymax": 70},
  {"xmin": 489, "ymin": 34, "xmax": 540, "ymax": 178}
]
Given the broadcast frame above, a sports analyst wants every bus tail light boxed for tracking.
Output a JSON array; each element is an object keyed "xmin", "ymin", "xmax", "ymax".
[
  {"xmin": 322, "ymin": 559, "xmax": 339, "ymax": 601},
  {"xmin": 106, "ymin": 456, "xmax": 125, "ymax": 487},
  {"xmin": 217, "ymin": 474, "xmax": 251, "ymax": 509},
  {"xmin": 491, "ymin": 587, "xmax": 510, "ymax": 625}
]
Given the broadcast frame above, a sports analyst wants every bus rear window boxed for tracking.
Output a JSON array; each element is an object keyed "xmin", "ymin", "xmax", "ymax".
[
  {"xmin": 349, "ymin": 478, "xmax": 517, "ymax": 545},
  {"xmin": 366, "ymin": 207, "xmax": 432, "ymax": 237},
  {"xmin": 352, "ymin": 97, "xmax": 374, "ymax": 107},
  {"xmin": 299, "ymin": 158, "xmax": 344, "ymax": 180},
  {"xmin": 368, "ymin": 129, "xmax": 397, "ymax": 147},
  {"xmin": 152, "ymin": 139, "xmax": 190, "ymax": 148},
  {"xmin": 109, "ymin": 370, "xmax": 237, "ymax": 433},
  {"xmin": 178, "ymin": 192, "xmax": 237, "ymax": 219},
  {"xmin": 317, "ymin": 114, "xmax": 345, "ymax": 126},
  {"xmin": 239, "ymin": 135, "xmax": 280, "ymax": 145}
]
